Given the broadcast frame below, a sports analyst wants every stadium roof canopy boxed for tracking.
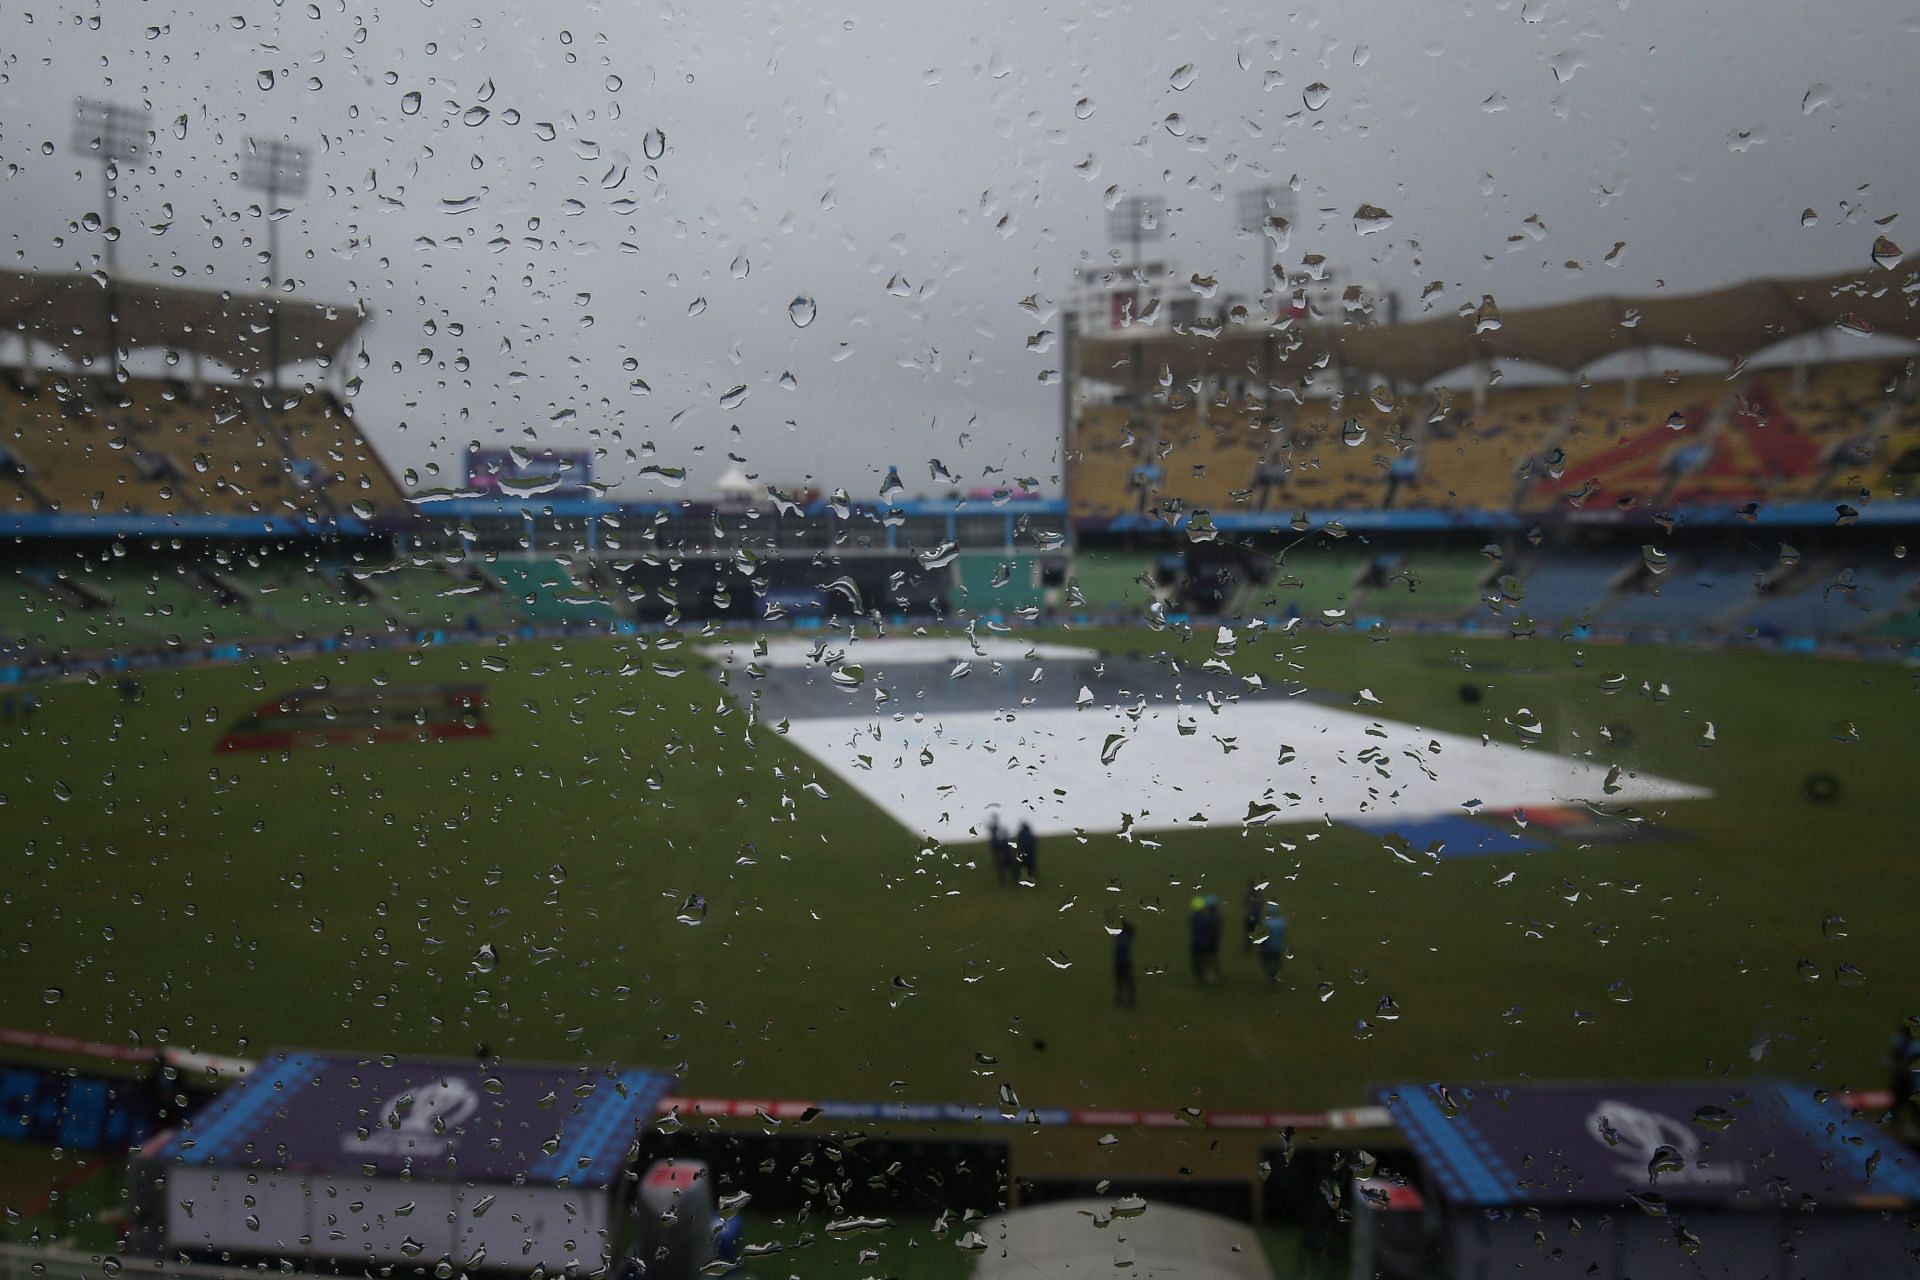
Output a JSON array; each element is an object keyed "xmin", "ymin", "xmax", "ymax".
[
  {"xmin": 0, "ymin": 267, "xmax": 364, "ymax": 372},
  {"xmin": 1075, "ymin": 258, "xmax": 1920, "ymax": 388}
]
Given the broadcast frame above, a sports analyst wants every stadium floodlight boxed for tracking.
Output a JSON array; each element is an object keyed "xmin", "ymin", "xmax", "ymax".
[
  {"xmin": 241, "ymin": 137, "xmax": 311, "ymax": 202},
  {"xmin": 71, "ymin": 98, "xmax": 150, "ymax": 166},
  {"xmin": 1105, "ymin": 195, "xmax": 1165, "ymax": 275},
  {"xmin": 69, "ymin": 98, "xmax": 150, "ymax": 375},
  {"xmin": 1237, "ymin": 184, "xmax": 1294, "ymax": 313},
  {"xmin": 240, "ymin": 137, "xmax": 312, "ymax": 393}
]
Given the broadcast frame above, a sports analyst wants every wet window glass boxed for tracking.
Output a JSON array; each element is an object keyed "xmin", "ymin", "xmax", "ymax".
[{"xmin": 1, "ymin": 4, "xmax": 1917, "ymax": 1278}]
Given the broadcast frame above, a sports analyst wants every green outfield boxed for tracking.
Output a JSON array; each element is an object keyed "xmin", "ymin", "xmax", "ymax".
[{"xmin": 1, "ymin": 625, "xmax": 1913, "ymax": 1122}]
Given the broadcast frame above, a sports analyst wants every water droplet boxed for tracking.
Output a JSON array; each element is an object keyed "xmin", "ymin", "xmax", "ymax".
[
  {"xmin": 1074, "ymin": 97, "xmax": 1096, "ymax": 120},
  {"xmin": 1169, "ymin": 63, "xmax": 1196, "ymax": 91},
  {"xmin": 643, "ymin": 127, "xmax": 666, "ymax": 159},
  {"xmin": 256, "ymin": 69, "xmax": 275, "ymax": 91},
  {"xmin": 1871, "ymin": 236, "xmax": 1902, "ymax": 270},
  {"xmin": 463, "ymin": 106, "xmax": 489, "ymax": 127},
  {"xmin": 1352, "ymin": 203, "xmax": 1393, "ymax": 235},
  {"xmin": 1340, "ymin": 417, "xmax": 1366, "ymax": 447},
  {"xmin": 788, "ymin": 296, "xmax": 817, "ymax": 328},
  {"xmin": 401, "ymin": 91, "xmax": 422, "ymax": 115},
  {"xmin": 1303, "ymin": 82, "xmax": 1332, "ymax": 111},
  {"xmin": 719, "ymin": 384, "xmax": 749, "ymax": 410},
  {"xmin": 42, "ymin": 988, "xmax": 64, "ymax": 1005}
]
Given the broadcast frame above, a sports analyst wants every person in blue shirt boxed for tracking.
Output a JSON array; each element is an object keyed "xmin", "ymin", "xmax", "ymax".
[{"xmin": 1259, "ymin": 914, "xmax": 1288, "ymax": 983}]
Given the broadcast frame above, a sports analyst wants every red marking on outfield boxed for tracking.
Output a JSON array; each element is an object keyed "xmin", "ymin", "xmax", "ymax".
[{"xmin": 216, "ymin": 720, "xmax": 492, "ymax": 753}]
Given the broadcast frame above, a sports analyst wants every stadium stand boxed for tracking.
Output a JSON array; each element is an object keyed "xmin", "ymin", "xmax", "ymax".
[
  {"xmin": 1354, "ymin": 549, "xmax": 1496, "ymax": 620},
  {"xmin": 212, "ymin": 556, "xmax": 369, "ymax": 637},
  {"xmin": 1662, "ymin": 385, "xmax": 1824, "ymax": 509},
  {"xmin": 275, "ymin": 386, "xmax": 411, "ymax": 515},
  {"xmin": 1599, "ymin": 556, "xmax": 1765, "ymax": 632},
  {"xmin": 0, "ymin": 262, "xmax": 1905, "ymax": 666},
  {"xmin": 1520, "ymin": 374, "xmax": 1730, "ymax": 513},
  {"xmin": 1069, "ymin": 551, "xmax": 1161, "ymax": 611},
  {"xmin": 1264, "ymin": 404, "xmax": 1397, "ymax": 511},
  {"xmin": 1503, "ymin": 555, "xmax": 1629, "ymax": 630},
  {"xmin": 0, "ymin": 373, "xmax": 402, "ymax": 528},
  {"xmin": 486, "ymin": 558, "xmax": 618, "ymax": 623},
  {"xmin": 0, "ymin": 558, "xmax": 249, "ymax": 657},
  {"xmin": 1400, "ymin": 384, "xmax": 1569, "ymax": 511},
  {"xmin": 1833, "ymin": 422, "xmax": 1920, "ymax": 502},
  {"xmin": 1067, "ymin": 404, "xmax": 1142, "ymax": 521},
  {"xmin": 1262, "ymin": 547, "xmax": 1376, "ymax": 623},
  {"xmin": 350, "ymin": 560, "xmax": 522, "ymax": 634},
  {"xmin": 1734, "ymin": 560, "xmax": 1920, "ymax": 639}
]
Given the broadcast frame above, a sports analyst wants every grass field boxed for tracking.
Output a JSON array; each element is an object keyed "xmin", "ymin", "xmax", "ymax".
[{"xmin": 1, "ymin": 623, "xmax": 1913, "ymax": 1130}]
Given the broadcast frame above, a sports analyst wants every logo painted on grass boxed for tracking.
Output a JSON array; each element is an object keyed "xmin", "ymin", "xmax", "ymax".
[
  {"xmin": 1347, "ymin": 805, "xmax": 1669, "ymax": 860},
  {"xmin": 216, "ymin": 683, "xmax": 492, "ymax": 753}
]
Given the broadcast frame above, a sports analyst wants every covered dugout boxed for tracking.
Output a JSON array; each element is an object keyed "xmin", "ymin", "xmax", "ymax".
[
  {"xmin": 1357, "ymin": 1081, "xmax": 1920, "ymax": 1279},
  {"xmin": 130, "ymin": 1050, "xmax": 675, "ymax": 1274}
]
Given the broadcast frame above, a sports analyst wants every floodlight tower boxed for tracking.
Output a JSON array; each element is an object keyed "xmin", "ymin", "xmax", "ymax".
[
  {"xmin": 1103, "ymin": 195, "xmax": 1167, "ymax": 538},
  {"xmin": 1105, "ymin": 195, "xmax": 1165, "ymax": 301},
  {"xmin": 1236, "ymin": 184, "xmax": 1294, "ymax": 319},
  {"xmin": 241, "ymin": 137, "xmax": 310, "ymax": 400},
  {"xmin": 70, "ymin": 98, "xmax": 150, "ymax": 378}
]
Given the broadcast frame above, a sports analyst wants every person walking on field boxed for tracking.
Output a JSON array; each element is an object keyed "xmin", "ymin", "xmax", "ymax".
[
  {"xmin": 1258, "ymin": 913, "xmax": 1288, "ymax": 983},
  {"xmin": 1201, "ymin": 896, "xmax": 1223, "ymax": 983},
  {"xmin": 988, "ymin": 813, "xmax": 1014, "ymax": 887},
  {"xmin": 1015, "ymin": 820, "xmax": 1038, "ymax": 884},
  {"xmin": 1112, "ymin": 919, "xmax": 1137, "ymax": 1008},
  {"xmin": 1188, "ymin": 897, "xmax": 1210, "ymax": 983}
]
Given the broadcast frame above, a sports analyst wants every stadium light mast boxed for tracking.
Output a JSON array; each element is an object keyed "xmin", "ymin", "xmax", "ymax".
[
  {"xmin": 70, "ymin": 98, "xmax": 149, "ymax": 379},
  {"xmin": 1105, "ymin": 195, "xmax": 1164, "ymax": 296},
  {"xmin": 1104, "ymin": 195, "xmax": 1166, "ymax": 539},
  {"xmin": 1236, "ymin": 184, "xmax": 1293, "ymax": 319},
  {"xmin": 241, "ymin": 137, "xmax": 310, "ymax": 401}
]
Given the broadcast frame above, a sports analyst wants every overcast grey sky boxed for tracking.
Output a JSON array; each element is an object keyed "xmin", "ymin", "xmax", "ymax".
[{"xmin": 1, "ymin": 0, "xmax": 1915, "ymax": 499}]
